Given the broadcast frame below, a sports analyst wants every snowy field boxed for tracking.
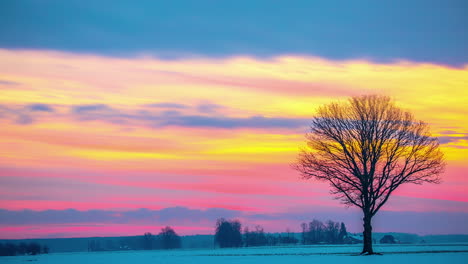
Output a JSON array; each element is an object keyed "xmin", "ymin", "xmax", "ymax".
[{"xmin": 2, "ymin": 244, "xmax": 468, "ymax": 264}]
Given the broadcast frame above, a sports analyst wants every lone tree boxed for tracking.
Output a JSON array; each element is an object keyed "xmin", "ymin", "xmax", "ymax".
[
  {"xmin": 158, "ymin": 226, "xmax": 181, "ymax": 249},
  {"xmin": 293, "ymin": 95, "xmax": 444, "ymax": 254},
  {"xmin": 215, "ymin": 218, "xmax": 242, "ymax": 248}
]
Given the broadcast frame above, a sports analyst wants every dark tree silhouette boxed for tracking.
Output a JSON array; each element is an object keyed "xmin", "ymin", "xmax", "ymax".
[
  {"xmin": 306, "ymin": 219, "xmax": 325, "ymax": 244},
  {"xmin": 338, "ymin": 222, "xmax": 348, "ymax": 244},
  {"xmin": 215, "ymin": 218, "xmax": 242, "ymax": 248},
  {"xmin": 324, "ymin": 220, "xmax": 340, "ymax": 244},
  {"xmin": 278, "ymin": 230, "xmax": 298, "ymax": 245},
  {"xmin": 301, "ymin": 219, "xmax": 345, "ymax": 244},
  {"xmin": 293, "ymin": 95, "xmax": 445, "ymax": 254},
  {"xmin": 158, "ymin": 226, "xmax": 181, "ymax": 249},
  {"xmin": 300, "ymin": 223, "xmax": 307, "ymax": 244},
  {"xmin": 142, "ymin": 232, "xmax": 154, "ymax": 250},
  {"xmin": 244, "ymin": 225, "xmax": 267, "ymax": 247}
]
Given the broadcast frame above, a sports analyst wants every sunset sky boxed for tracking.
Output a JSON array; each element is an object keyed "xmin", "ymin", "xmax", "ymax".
[{"xmin": 1, "ymin": 0, "xmax": 467, "ymax": 239}]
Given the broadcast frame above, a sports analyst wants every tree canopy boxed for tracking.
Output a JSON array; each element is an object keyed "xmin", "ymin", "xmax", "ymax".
[{"xmin": 294, "ymin": 95, "xmax": 445, "ymax": 254}]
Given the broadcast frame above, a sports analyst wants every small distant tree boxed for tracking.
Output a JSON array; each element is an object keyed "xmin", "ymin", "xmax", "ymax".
[
  {"xmin": 158, "ymin": 226, "xmax": 181, "ymax": 249},
  {"xmin": 254, "ymin": 226, "xmax": 267, "ymax": 246},
  {"xmin": 244, "ymin": 225, "xmax": 267, "ymax": 247},
  {"xmin": 338, "ymin": 222, "xmax": 348, "ymax": 243},
  {"xmin": 142, "ymin": 232, "xmax": 154, "ymax": 250},
  {"xmin": 243, "ymin": 227, "xmax": 251, "ymax": 247},
  {"xmin": 306, "ymin": 219, "xmax": 325, "ymax": 244},
  {"xmin": 324, "ymin": 220, "xmax": 340, "ymax": 244},
  {"xmin": 215, "ymin": 218, "xmax": 242, "ymax": 248},
  {"xmin": 302, "ymin": 219, "xmax": 344, "ymax": 244},
  {"xmin": 278, "ymin": 229, "xmax": 299, "ymax": 245},
  {"xmin": 294, "ymin": 95, "xmax": 445, "ymax": 254},
  {"xmin": 301, "ymin": 223, "xmax": 307, "ymax": 244}
]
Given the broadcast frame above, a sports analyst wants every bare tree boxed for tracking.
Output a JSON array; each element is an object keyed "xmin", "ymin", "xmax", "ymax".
[
  {"xmin": 293, "ymin": 95, "xmax": 445, "ymax": 254},
  {"xmin": 158, "ymin": 226, "xmax": 181, "ymax": 249}
]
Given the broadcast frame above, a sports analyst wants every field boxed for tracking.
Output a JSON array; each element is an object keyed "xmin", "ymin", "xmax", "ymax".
[{"xmin": 2, "ymin": 244, "xmax": 468, "ymax": 264}]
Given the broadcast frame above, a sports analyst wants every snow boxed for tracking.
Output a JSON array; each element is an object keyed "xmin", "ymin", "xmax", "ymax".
[{"xmin": 1, "ymin": 244, "xmax": 467, "ymax": 263}]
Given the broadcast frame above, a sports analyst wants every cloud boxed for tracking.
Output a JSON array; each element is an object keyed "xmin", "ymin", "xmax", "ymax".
[
  {"xmin": 0, "ymin": 207, "xmax": 239, "ymax": 225},
  {"xmin": 145, "ymin": 103, "xmax": 188, "ymax": 109},
  {"xmin": 0, "ymin": 104, "xmax": 13, "ymax": 120},
  {"xmin": 197, "ymin": 103, "xmax": 223, "ymax": 114},
  {"xmin": 0, "ymin": 1, "xmax": 466, "ymax": 66},
  {"xmin": 15, "ymin": 114, "xmax": 33, "ymax": 125},
  {"xmin": 156, "ymin": 115, "xmax": 308, "ymax": 129},
  {"xmin": 437, "ymin": 131, "xmax": 468, "ymax": 144},
  {"xmin": 70, "ymin": 104, "xmax": 131, "ymax": 124},
  {"xmin": 439, "ymin": 136, "xmax": 468, "ymax": 144},
  {"xmin": 1, "ymin": 207, "xmax": 467, "ymax": 236},
  {"xmin": 2, "ymin": 103, "xmax": 309, "ymax": 129},
  {"xmin": 0, "ymin": 103, "xmax": 55, "ymax": 124},
  {"xmin": 28, "ymin": 103, "xmax": 55, "ymax": 112},
  {"xmin": 72, "ymin": 104, "xmax": 111, "ymax": 114},
  {"xmin": 0, "ymin": 80, "xmax": 20, "ymax": 86},
  {"xmin": 70, "ymin": 103, "xmax": 309, "ymax": 129}
]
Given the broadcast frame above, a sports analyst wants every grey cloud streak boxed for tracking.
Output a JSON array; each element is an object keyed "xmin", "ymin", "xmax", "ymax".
[
  {"xmin": 0, "ymin": 102, "xmax": 310, "ymax": 129},
  {"xmin": 1, "ymin": 207, "xmax": 467, "ymax": 235}
]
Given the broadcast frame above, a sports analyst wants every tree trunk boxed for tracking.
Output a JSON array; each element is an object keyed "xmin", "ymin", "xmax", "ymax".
[{"xmin": 361, "ymin": 213, "xmax": 374, "ymax": 255}]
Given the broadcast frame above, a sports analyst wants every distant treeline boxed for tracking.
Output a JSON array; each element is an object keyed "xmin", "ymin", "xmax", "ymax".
[
  {"xmin": 214, "ymin": 218, "xmax": 352, "ymax": 248},
  {"xmin": 88, "ymin": 218, "xmax": 352, "ymax": 251},
  {"xmin": 215, "ymin": 218, "xmax": 300, "ymax": 248},
  {"xmin": 0, "ymin": 242, "xmax": 49, "ymax": 256},
  {"xmin": 301, "ymin": 219, "xmax": 351, "ymax": 244},
  {"xmin": 88, "ymin": 226, "xmax": 181, "ymax": 251},
  {"xmin": 3, "ymin": 220, "xmax": 467, "ymax": 254},
  {"xmin": 0, "ymin": 219, "xmax": 354, "ymax": 255}
]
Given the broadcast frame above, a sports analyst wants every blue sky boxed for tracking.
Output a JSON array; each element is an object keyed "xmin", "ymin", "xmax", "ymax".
[{"xmin": 1, "ymin": 0, "xmax": 467, "ymax": 65}]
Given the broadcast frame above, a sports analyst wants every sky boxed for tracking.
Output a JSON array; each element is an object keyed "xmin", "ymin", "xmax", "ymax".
[{"xmin": 0, "ymin": 0, "xmax": 468, "ymax": 239}]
